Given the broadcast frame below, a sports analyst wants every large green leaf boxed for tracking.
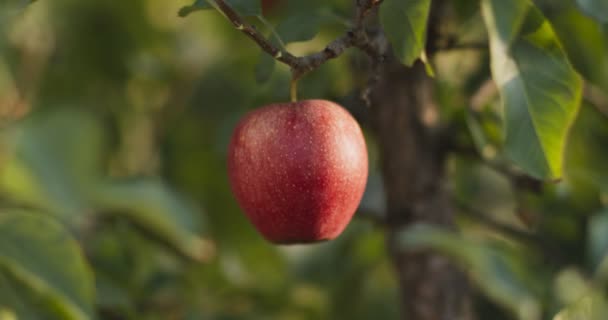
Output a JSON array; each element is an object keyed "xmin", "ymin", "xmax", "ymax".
[
  {"xmin": 481, "ymin": 0, "xmax": 583, "ymax": 180},
  {"xmin": 179, "ymin": 0, "xmax": 261, "ymax": 17},
  {"xmin": 0, "ymin": 211, "xmax": 94, "ymax": 320},
  {"xmin": 379, "ymin": 0, "xmax": 431, "ymax": 66},
  {"xmin": 0, "ymin": 110, "xmax": 104, "ymax": 218},
  {"xmin": 576, "ymin": 0, "xmax": 608, "ymax": 24},
  {"xmin": 93, "ymin": 179, "xmax": 209, "ymax": 261},
  {"xmin": 399, "ymin": 224, "xmax": 542, "ymax": 320},
  {"xmin": 0, "ymin": 110, "xmax": 208, "ymax": 261}
]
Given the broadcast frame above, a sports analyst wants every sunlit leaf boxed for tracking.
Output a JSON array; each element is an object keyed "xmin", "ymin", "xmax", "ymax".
[
  {"xmin": 0, "ymin": 211, "xmax": 94, "ymax": 320},
  {"xmin": 179, "ymin": 0, "xmax": 261, "ymax": 17},
  {"xmin": 482, "ymin": 0, "xmax": 583, "ymax": 180},
  {"xmin": 399, "ymin": 224, "xmax": 542, "ymax": 320},
  {"xmin": 379, "ymin": 0, "xmax": 432, "ymax": 66}
]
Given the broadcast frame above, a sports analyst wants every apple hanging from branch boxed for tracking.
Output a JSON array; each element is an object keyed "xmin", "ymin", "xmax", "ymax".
[{"xmin": 228, "ymin": 99, "xmax": 368, "ymax": 244}]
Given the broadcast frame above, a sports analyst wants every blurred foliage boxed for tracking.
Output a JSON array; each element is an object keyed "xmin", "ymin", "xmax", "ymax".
[{"xmin": 0, "ymin": 0, "xmax": 607, "ymax": 319}]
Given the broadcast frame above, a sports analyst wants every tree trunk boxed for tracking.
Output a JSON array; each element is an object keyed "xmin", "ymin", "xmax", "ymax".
[{"xmin": 369, "ymin": 59, "xmax": 475, "ymax": 320}]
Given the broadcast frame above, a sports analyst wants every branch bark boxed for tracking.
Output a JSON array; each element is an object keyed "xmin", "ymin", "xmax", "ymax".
[
  {"xmin": 369, "ymin": 59, "xmax": 475, "ymax": 320},
  {"xmin": 367, "ymin": 1, "xmax": 475, "ymax": 319},
  {"xmin": 210, "ymin": 0, "xmax": 383, "ymax": 79}
]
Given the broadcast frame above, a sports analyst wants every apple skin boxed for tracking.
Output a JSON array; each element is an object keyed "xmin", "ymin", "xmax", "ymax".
[{"xmin": 227, "ymin": 99, "xmax": 368, "ymax": 244}]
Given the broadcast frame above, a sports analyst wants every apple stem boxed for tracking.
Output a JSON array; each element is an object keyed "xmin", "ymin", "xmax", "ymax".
[{"xmin": 290, "ymin": 78, "xmax": 298, "ymax": 102}]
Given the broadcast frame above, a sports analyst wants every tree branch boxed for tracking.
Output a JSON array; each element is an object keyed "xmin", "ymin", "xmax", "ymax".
[
  {"xmin": 211, "ymin": 0, "xmax": 298, "ymax": 65},
  {"xmin": 210, "ymin": 0, "xmax": 384, "ymax": 80}
]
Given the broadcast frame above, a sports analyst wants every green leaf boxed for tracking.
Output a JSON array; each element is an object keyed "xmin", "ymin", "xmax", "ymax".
[
  {"xmin": 254, "ymin": 50, "xmax": 276, "ymax": 83},
  {"xmin": 0, "ymin": 110, "xmax": 208, "ymax": 261},
  {"xmin": 565, "ymin": 104, "xmax": 608, "ymax": 193},
  {"xmin": 275, "ymin": 12, "xmax": 322, "ymax": 44},
  {"xmin": 553, "ymin": 291, "xmax": 608, "ymax": 320},
  {"xmin": 0, "ymin": 273, "xmax": 45, "ymax": 320},
  {"xmin": 399, "ymin": 224, "xmax": 541, "ymax": 320},
  {"xmin": 0, "ymin": 110, "xmax": 104, "ymax": 218},
  {"xmin": 179, "ymin": 0, "xmax": 261, "ymax": 17},
  {"xmin": 481, "ymin": 0, "xmax": 583, "ymax": 180},
  {"xmin": 93, "ymin": 179, "xmax": 209, "ymax": 261},
  {"xmin": 549, "ymin": 8, "xmax": 608, "ymax": 89},
  {"xmin": 0, "ymin": 211, "xmax": 95, "ymax": 320},
  {"xmin": 379, "ymin": 0, "xmax": 432, "ymax": 66},
  {"xmin": 576, "ymin": 0, "xmax": 608, "ymax": 24}
]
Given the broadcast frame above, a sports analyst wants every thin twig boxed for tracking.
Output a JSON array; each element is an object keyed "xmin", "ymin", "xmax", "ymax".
[
  {"xmin": 212, "ymin": 0, "xmax": 297, "ymax": 65},
  {"xmin": 210, "ymin": 0, "xmax": 384, "ymax": 80}
]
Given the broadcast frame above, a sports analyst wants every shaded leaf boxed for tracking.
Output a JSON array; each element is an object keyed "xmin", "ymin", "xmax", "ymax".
[
  {"xmin": 565, "ymin": 104, "xmax": 608, "ymax": 193},
  {"xmin": 0, "ymin": 211, "xmax": 94, "ymax": 320},
  {"xmin": 275, "ymin": 12, "xmax": 322, "ymax": 44},
  {"xmin": 399, "ymin": 224, "xmax": 541, "ymax": 320},
  {"xmin": 254, "ymin": 48, "xmax": 276, "ymax": 83},
  {"xmin": 179, "ymin": 0, "xmax": 261, "ymax": 17},
  {"xmin": 0, "ymin": 110, "xmax": 208, "ymax": 262},
  {"xmin": 549, "ymin": 7, "xmax": 608, "ymax": 90},
  {"xmin": 576, "ymin": 0, "xmax": 608, "ymax": 24},
  {"xmin": 94, "ymin": 179, "xmax": 210, "ymax": 261},
  {"xmin": 0, "ymin": 110, "xmax": 104, "ymax": 218},
  {"xmin": 379, "ymin": 0, "xmax": 432, "ymax": 66},
  {"xmin": 481, "ymin": 0, "xmax": 583, "ymax": 180}
]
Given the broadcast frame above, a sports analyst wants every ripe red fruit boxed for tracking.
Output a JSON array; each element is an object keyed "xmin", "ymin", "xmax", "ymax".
[{"xmin": 227, "ymin": 99, "xmax": 368, "ymax": 244}]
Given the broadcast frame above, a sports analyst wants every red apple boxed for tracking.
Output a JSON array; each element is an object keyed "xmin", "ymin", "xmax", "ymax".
[{"xmin": 227, "ymin": 99, "xmax": 368, "ymax": 244}]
